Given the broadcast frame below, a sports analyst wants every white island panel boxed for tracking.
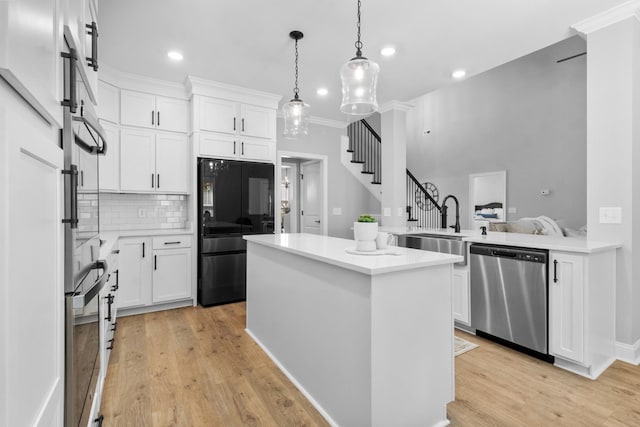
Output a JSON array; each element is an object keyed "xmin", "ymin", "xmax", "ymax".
[{"xmin": 245, "ymin": 234, "xmax": 459, "ymax": 427}]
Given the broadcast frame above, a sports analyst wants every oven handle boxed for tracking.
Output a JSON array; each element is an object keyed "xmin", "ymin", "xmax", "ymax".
[
  {"xmin": 72, "ymin": 114, "xmax": 107, "ymax": 155},
  {"xmin": 71, "ymin": 260, "xmax": 109, "ymax": 309}
]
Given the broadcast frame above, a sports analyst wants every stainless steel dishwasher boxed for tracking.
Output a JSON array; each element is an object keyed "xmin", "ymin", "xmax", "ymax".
[{"xmin": 470, "ymin": 244, "xmax": 552, "ymax": 361}]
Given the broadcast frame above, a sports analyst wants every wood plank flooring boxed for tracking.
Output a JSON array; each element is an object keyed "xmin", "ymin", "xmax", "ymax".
[{"xmin": 102, "ymin": 303, "xmax": 640, "ymax": 426}]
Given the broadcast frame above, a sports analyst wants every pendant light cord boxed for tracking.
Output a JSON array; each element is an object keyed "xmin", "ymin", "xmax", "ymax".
[
  {"xmin": 355, "ymin": 0, "xmax": 363, "ymax": 57},
  {"xmin": 294, "ymin": 38, "xmax": 300, "ymax": 100}
]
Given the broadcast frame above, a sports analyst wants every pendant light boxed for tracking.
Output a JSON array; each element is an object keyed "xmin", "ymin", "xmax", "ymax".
[
  {"xmin": 283, "ymin": 30, "xmax": 310, "ymax": 138},
  {"xmin": 340, "ymin": 0, "xmax": 379, "ymax": 116}
]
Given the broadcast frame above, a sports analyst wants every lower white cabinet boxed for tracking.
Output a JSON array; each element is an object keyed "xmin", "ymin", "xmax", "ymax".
[
  {"xmin": 452, "ymin": 267, "xmax": 470, "ymax": 325},
  {"xmin": 548, "ymin": 249, "xmax": 616, "ymax": 378},
  {"xmin": 119, "ymin": 235, "xmax": 192, "ymax": 311}
]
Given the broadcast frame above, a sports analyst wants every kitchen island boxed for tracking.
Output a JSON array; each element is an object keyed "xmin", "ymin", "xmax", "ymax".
[{"xmin": 243, "ymin": 233, "xmax": 463, "ymax": 427}]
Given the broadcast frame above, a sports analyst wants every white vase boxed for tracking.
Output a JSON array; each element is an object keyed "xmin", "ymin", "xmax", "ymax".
[{"xmin": 353, "ymin": 221, "xmax": 378, "ymax": 251}]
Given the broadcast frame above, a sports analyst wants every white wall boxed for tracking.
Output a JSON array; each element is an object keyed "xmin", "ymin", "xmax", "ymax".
[
  {"xmin": 277, "ymin": 119, "xmax": 380, "ymax": 239},
  {"xmin": 406, "ymin": 36, "xmax": 587, "ymax": 229}
]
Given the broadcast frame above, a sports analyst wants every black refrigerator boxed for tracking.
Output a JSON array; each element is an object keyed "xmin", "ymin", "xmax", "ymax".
[{"xmin": 198, "ymin": 158, "xmax": 274, "ymax": 306}]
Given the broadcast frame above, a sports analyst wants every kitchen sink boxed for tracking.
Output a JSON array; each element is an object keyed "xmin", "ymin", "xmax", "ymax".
[{"xmin": 397, "ymin": 233, "xmax": 467, "ymax": 265}]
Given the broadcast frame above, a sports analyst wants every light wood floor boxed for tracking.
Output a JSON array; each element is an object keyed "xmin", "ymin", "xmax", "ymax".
[{"xmin": 102, "ymin": 303, "xmax": 640, "ymax": 426}]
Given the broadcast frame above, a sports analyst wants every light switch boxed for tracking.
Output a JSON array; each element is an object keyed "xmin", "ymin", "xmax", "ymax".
[
  {"xmin": 383, "ymin": 208, "xmax": 391, "ymax": 217},
  {"xmin": 599, "ymin": 207, "xmax": 622, "ymax": 224},
  {"xmin": 138, "ymin": 208, "xmax": 146, "ymax": 218},
  {"xmin": 508, "ymin": 207, "xmax": 517, "ymax": 214},
  {"xmin": 332, "ymin": 207, "xmax": 342, "ymax": 215},
  {"xmin": 397, "ymin": 207, "xmax": 404, "ymax": 217}
]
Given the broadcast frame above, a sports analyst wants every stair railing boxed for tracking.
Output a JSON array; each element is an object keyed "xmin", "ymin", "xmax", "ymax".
[
  {"xmin": 406, "ymin": 169, "xmax": 442, "ymax": 228},
  {"xmin": 347, "ymin": 119, "xmax": 381, "ymax": 184}
]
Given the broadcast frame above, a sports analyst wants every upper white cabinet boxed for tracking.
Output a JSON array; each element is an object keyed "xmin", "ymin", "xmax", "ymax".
[
  {"xmin": 66, "ymin": 0, "xmax": 99, "ymax": 103},
  {"xmin": 0, "ymin": 0, "xmax": 64, "ymax": 125},
  {"xmin": 120, "ymin": 128, "xmax": 189, "ymax": 193},
  {"xmin": 121, "ymin": 89, "xmax": 189, "ymax": 133},
  {"xmin": 197, "ymin": 97, "xmax": 274, "ymax": 140},
  {"xmin": 197, "ymin": 133, "xmax": 273, "ymax": 162},
  {"xmin": 98, "ymin": 80, "xmax": 120, "ymax": 124},
  {"xmin": 99, "ymin": 121, "xmax": 120, "ymax": 192}
]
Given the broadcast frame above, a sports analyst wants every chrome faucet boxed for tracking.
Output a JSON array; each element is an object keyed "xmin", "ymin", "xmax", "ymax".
[{"xmin": 441, "ymin": 195, "xmax": 461, "ymax": 233}]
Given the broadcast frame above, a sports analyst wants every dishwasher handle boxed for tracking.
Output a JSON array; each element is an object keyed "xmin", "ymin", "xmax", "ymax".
[{"xmin": 491, "ymin": 250, "xmax": 518, "ymax": 258}]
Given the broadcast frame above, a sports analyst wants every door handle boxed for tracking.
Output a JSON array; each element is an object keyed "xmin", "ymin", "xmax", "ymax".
[
  {"xmin": 233, "ymin": 117, "xmax": 236, "ymax": 131},
  {"xmin": 241, "ymin": 118, "xmax": 245, "ymax": 132},
  {"xmin": 152, "ymin": 174, "xmax": 155, "ymax": 188},
  {"xmin": 142, "ymin": 242, "xmax": 145, "ymax": 258},
  {"xmin": 61, "ymin": 165, "xmax": 79, "ymax": 228},
  {"xmin": 553, "ymin": 260, "xmax": 558, "ymax": 283},
  {"xmin": 152, "ymin": 110, "xmax": 155, "ymax": 125},
  {"xmin": 157, "ymin": 174, "xmax": 160, "ymax": 188},
  {"xmin": 157, "ymin": 111, "xmax": 160, "ymax": 127},
  {"xmin": 233, "ymin": 141, "xmax": 236, "ymax": 155},
  {"xmin": 241, "ymin": 142, "xmax": 244, "ymax": 155},
  {"xmin": 85, "ymin": 21, "xmax": 98, "ymax": 71},
  {"xmin": 61, "ymin": 48, "xmax": 78, "ymax": 113},
  {"xmin": 154, "ymin": 255, "xmax": 157, "ymax": 270}
]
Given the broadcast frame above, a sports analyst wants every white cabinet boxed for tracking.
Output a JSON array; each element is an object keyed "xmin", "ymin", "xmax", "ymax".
[
  {"xmin": 152, "ymin": 236, "xmax": 192, "ymax": 303},
  {"xmin": 98, "ymin": 80, "xmax": 120, "ymax": 124},
  {"xmin": 197, "ymin": 97, "xmax": 274, "ymax": 140},
  {"xmin": 118, "ymin": 237, "xmax": 152, "ymax": 309},
  {"xmin": 121, "ymin": 89, "xmax": 189, "ymax": 133},
  {"xmin": 0, "ymin": 0, "xmax": 64, "ymax": 125},
  {"xmin": 99, "ymin": 121, "xmax": 119, "ymax": 192},
  {"xmin": 66, "ymin": 0, "xmax": 99, "ymax": 103},
  {"xmin": 197, "ymin": 133, "xmax": 272, "ymax": 162},
  {"xmin": 549, "ymin": 252, "xmax": 585, "ymax": 363},
  {"xmin": 120, "ymin": 128, "xmax": 189, "ymax": 193},
  {"xmin": 453, "ymin": 267, "xmax": 470, "ymax": 325},
  {"xmin": 119, "ymin": 235, "xmax": 193, "ymax": 312}
]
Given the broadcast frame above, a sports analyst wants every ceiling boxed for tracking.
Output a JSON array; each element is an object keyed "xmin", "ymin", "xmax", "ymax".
[{"xmin": 99, "ymin": 0, "xmax": 626, "ymax": 122}]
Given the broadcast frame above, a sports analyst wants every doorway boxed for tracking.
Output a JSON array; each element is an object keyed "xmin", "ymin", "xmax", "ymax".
[{"xmin": 276, "ymin": 151, "xmax": 328, "ymax": 235}]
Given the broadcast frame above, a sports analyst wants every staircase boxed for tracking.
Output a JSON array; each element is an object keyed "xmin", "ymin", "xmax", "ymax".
[{"xmin": 345, "ymin": 118, "xmax": 443, "ymax": 228}]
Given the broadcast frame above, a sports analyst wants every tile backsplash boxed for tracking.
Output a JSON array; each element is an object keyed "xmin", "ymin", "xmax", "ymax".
[{"xmin": 99, "ymin": 193, "xmax": 189, "ymax": 231}]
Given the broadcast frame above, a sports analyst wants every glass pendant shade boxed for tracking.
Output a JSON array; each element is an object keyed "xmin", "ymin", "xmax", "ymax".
[
  {"xmin": 340, "ymin": 56, "xmax": 379, "ymax": 116},
  {"xmin": 282, "ymin": 98, "xmax": 310, "ymax": 138}
]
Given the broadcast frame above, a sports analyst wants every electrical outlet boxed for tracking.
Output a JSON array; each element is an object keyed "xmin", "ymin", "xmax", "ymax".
[
  {"xmin": 599, "ymin": 207, "xmax": 622, "ymax": 224},
  {"xmin": 383, "ymin": 208, "xmax": 391, "ymax": 217},
  {"xmin": 332, "ymin": 207, "xmax": 342, "ymax": 215},
  {"xmin": 508, "ymin": 207, "xmax": 517, "ymax": 214},
  {"xmin": 397, "ymin": 207, "xmax": 404, "ymax": 217},
  {"xmin": 138, "ymin": 208, "xmax": 145, "ymax": 218}
]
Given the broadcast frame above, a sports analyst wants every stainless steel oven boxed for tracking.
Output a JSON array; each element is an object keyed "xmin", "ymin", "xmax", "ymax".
[{"xmin": 61, "ymin": 24, "xmax": 108, "ymax": 427}]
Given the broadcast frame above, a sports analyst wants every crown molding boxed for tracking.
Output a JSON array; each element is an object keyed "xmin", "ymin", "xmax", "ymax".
[
  {"xmin": 99, "ymin": 64, "xmax": 189, "ymax": 99},
  {"xmin": 572, "ymin": 0, "xmax": 640, "ymax": 36},
  {"xmin": 186, "ymin": 75, "xmax": 282, "ymax": 109},
  {"xmin": 378, "ymin": 100, "xmax": 415, "ymax": 114}
]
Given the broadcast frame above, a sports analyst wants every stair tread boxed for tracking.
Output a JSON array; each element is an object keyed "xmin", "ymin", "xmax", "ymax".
[
  {"xmin": 350, "ymin": 160, "xmax": 365, "ymax": 164},
  {"xmin": 371, "ymin": 181, "xmax": 382, "ymax": 185}
]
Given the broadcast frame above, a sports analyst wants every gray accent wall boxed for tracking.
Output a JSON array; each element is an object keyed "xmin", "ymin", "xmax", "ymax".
[
  {"xmin": 277, "ymin": 119, "xmax": 380, "ymax": 239},
  {"xmin": 406, "ymin": 36, "xmax": 587, "ymax": 230}
]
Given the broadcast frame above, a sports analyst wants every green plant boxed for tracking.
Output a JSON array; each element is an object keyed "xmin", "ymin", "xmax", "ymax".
[{"xmin": 357, "ymin": 214, "xmax": 377, "ymax": 223}]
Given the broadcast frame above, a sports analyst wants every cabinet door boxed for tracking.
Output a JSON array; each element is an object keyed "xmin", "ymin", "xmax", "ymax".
[
  {"xmin": 120, "ymin": 90, "xmax": 156, "ymax": 129},
  {"xmin": 120, "ymin": 128, "xmax": 156, "ymax": 192},
  {"xmin": 453, "ymin": 268, "xmax": 470, "ymax": 325},
  {"xmin": 198, "ymin": 133, "xmax": 238, "ymax": 159},
  {"xmin": 240, "ymin": 104, "xmax": 274, "ymax": 139},
  {"xmin": 156, "ymin": 96, "xmax": 189, "ymax": 133},
  {"xmin": 155, "ymin": 133, "xmax": 189, "ymax": 193},
  {"xmin": 118, "ymin": 238, "xmax": 152, "ymax": 308},
  {"xmin": 549, "ymin": 252, "xmax": 585, "ymax": 363},
  {"xmin": 240, "ymin": 138, "xmax": 273, "ymax": 162},
  {"xmin": 152, "ymin": 248, "xmax": 192, "ymax": 303},
  {"xmin": 99, "ymin": 122, "xmax": 119, "ymax": 192},
  {"xmin": 199, "ymin": 97, "xmax": 238, "ymax": 135},
  {"xmin": 0, "ymin": 0, "xmax": 63, "ymax": 125},
  {"xmin": 98, "ymin": 80, "xmax": 120, "ymax": 124},
  {"xmin": 81, "ymin": 0, "xmax": 98, "ymax": 100}
]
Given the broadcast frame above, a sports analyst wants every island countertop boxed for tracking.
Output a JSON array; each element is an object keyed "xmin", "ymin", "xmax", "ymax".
[{"xmin": 244, "ymin": 233, "xmax": 463, "ymax": 275}]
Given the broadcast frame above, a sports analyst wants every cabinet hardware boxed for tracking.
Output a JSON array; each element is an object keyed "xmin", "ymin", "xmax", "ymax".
[
  {"xmin": 112, "ymin": 249, "xmax": 120, "ymax": 254},
  {"xmin": 80, "ymin": 170, "xmax": 84, "ymax": 187},
  {"xmin": 157, "ymin": 174, "xmax": 160, "ymax": 188},
  {"xmin": 152, "ymin": 110, "xmax": 155, "ymax": 125},
  {"xmin": 105, "ymin": 294, "xmax": 113, "ymax": 322},
  {"xmin": 553, "ymin": 260, "xmax": 558, "ymax": 283},
  {"xmin": 242, "ymin": 118, "xmax": 245, "ymax": 132},
  {"xmin": 95, "ymin": 415, "xmax": 104, "ymax": 427},
  {"xmin": 157, "ymin": 111, "xmax": 160, "ymax": 127},
  {"xmin": 111, "ymin": 322, "xmax": 117, "ymax": 332},
  {"xmin": 315, "ymin": 220, "xmax": 321, "ymax": 223},
  {"xmin": 85, "ymin": 22, "xmax": 99, "ymax": 71},
  {"xmin": 233, "ymin": 117, "xmax": 236, "ymax": 131},
  {"xmin": 242, "ymin": 142, "xmax": 244, "ymax": 155},
  {"xmin": 142, "ymin": 242, "xmax": 145, "ymax": 258},
  {"xmin": 164, "ymin": 241, "xmax": 181, "ymax": 245},
  {"xmin": 151, "ymin": 174, "xmax": 155, "ymax": 188},
  {"xmin": 61, "ymin": 165, "xmax": 79, "ymax": 228},
  {"xmin": 60, "ymin": 48, "xmax": 78, "ymax": 113},
  {"xmin": 154, "ymin": 255, "xmax": 157, "ymax": 270},
  {"xmin": 233, "ymin": 141, "xmax": 236, "ymax": 155},
  {"xmin": 106, "ymin": 339, "xmax": 114, "ymax": 350}
]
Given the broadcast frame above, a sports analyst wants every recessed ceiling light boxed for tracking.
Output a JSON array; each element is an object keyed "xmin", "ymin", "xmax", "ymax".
[
  {"xmin": 380, "ymin": 46, "xmax": 396, "ymax": 57},
  {"xmin": 316, "ymin": 88, "xmax": 328, "ymax": 96},
  {"xmin": 167, "ymin": 51, "xmax": 183, "ymax": 61},
  {"xmin": 452, "ymin": 69, "xmax": 466, "ymax": 79}
]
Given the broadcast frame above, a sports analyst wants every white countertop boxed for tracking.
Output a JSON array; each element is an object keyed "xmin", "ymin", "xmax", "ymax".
[
  {"xmin": 463, "ymin": 232, "xmax": 621, "ymax": 253},
  {"xmin": 244, "ymin": 233, "xmax": 463, "ymax": 275},
  {"xmin": 100, "ymin": 229, "xmax": 194, "ymax": 259}
]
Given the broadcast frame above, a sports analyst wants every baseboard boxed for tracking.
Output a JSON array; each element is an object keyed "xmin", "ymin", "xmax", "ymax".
[
  {"xmin": 244, "ymin": 328, "xmax": 340, "ymax": 427},
  {"xmin": 117, "ymin": 298, "xmax": 193, "ymax": 317},
  {"xmin": 615, "ymin": 339, "xmax": 640, "ymax": 365}
]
